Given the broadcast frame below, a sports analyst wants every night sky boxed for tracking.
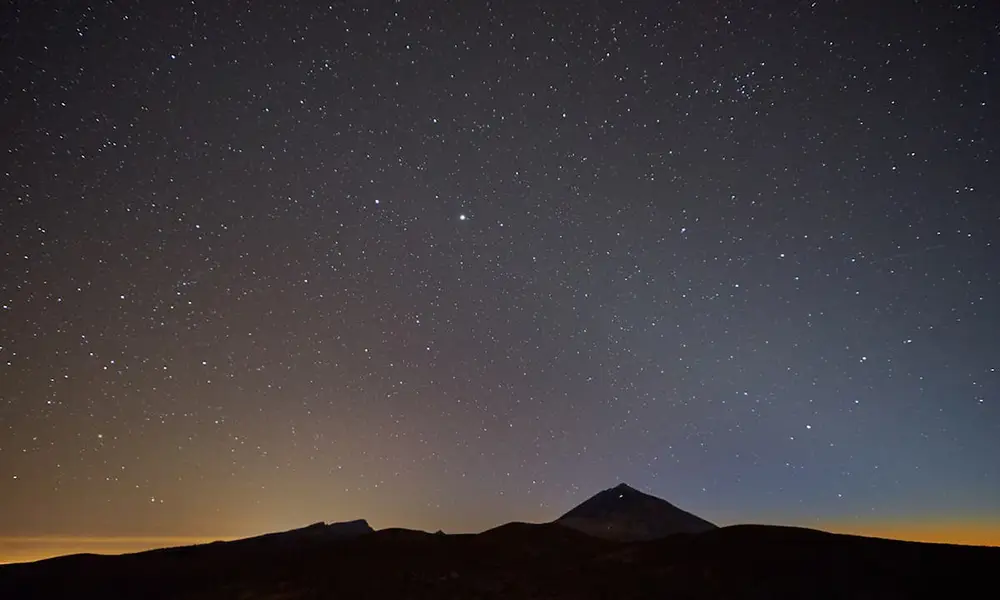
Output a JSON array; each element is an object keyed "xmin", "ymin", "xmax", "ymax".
[{"xmin": 2, "ymin": 0, "xmax": 999, "ymax": 562}]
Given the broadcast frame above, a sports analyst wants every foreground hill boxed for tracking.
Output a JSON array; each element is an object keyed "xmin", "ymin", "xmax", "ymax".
[{"xmin": 0, "ymin": 521, "xmax": 996, "ymax": 599}]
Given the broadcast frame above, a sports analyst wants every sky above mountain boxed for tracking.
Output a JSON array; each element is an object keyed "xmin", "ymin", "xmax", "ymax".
[{"xmin": 1, "ymin": 0, "xmax": 998, "ymax": 560}]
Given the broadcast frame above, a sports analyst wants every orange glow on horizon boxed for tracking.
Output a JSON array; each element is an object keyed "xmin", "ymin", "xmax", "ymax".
[
  {"xmin": 3, "ymin": 519, "xmax": 998, "ymax": 565},
  {"xmin": 817, "ymin": 519, "xmax": 1000, "ymax": 547},
  {"xmin": 0, "ymin": 536, "xmax": 237, "ymax": 565}
]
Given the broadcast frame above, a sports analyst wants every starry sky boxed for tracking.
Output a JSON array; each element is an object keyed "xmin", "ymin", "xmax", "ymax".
[{"xmin": 2, "ymin": 0, "xmax": 999, "ymax": 561}]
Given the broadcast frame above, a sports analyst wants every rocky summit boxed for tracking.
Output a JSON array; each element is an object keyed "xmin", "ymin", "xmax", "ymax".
[{"xmin": 555, "ymin": 483, "xmax": 718, "ymax": 541}]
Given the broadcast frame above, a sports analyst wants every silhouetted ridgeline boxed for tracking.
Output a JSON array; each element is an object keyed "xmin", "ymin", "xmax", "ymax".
[{"xmin": 1, "ymin": 485, "xmax": 996, "ymax": 599}]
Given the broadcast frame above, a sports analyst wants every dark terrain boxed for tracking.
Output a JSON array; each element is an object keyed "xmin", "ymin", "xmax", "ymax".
[
  {"xmin": 556, "ymin": 483, "xmax": 718, "ymax": 539},
  {"xmin": 1, "ymin": 484, "xmax": 996, "ymax": 599}
]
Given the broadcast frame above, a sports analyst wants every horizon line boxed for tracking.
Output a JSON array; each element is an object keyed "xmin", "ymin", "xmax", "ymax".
[{"xmin": 2, "ymin": 519, "xmax": 998, "ymax": 565}]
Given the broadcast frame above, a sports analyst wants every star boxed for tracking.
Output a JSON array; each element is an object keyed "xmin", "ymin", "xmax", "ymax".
[{"xmin": 0, "ymin": 0, "xmax": 996, "ymax": 558}]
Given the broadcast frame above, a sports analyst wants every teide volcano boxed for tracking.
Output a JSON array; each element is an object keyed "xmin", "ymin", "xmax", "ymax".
[
  {"xmin": 555, "ymin": 483, "xmax": 717, "ymax": 540},
  {"xmin": 2, "ymin": 485, "xmax": 998, "ymax": 600}
]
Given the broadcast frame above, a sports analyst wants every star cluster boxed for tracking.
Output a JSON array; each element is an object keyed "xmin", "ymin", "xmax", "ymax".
[{"xmin": 1, "ymin": 1, "xmax": 998, "ymax": 549}]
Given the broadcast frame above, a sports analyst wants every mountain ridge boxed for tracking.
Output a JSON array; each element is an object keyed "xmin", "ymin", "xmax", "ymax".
[
  {"xmin": 554, "ymin": 483, "xmax": 718, "ymax": 541},
  {"xmin": 1, "ymin": 484, "xmax": 997, "ymax": 599}
]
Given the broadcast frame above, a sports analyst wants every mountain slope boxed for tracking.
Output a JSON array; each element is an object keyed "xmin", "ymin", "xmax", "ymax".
[
  {"xmin": 1, "ymin": 520, "xmax": 997, "ymax": 600},
  {"xmin": 555, "ymin": 483, "xmax": 717, "ymax": 540}
]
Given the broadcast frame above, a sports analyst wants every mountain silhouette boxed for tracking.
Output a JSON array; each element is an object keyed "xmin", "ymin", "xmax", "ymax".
[
  {"xmin": 231, "ymin": 519, "xmax": 374, "ymax": 548},
  {"xmin": 2, "ymin": 487, "xmax": 998, "ymax": 599},
  {"xmin": 555, "ymin": 483, "xmax": 717, "ymax": 540}
]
